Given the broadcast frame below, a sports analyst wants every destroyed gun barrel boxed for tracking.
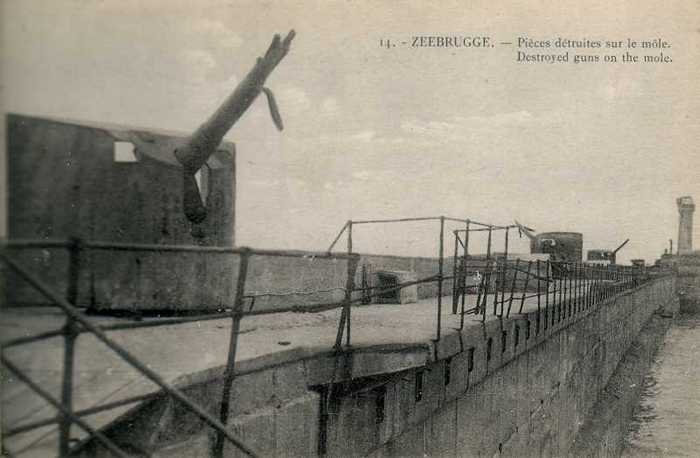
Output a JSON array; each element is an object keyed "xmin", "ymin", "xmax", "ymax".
[
  {"xmin": 176, "ymin": 30, "xmax": 295, "ymax": 223},
  {"xmin": 613, "ymin": 238, "xmax": 630, "ymax": 255},
  {"xmin": 514, "ymin": 220, "xmax": 537, "ymax": 240}
]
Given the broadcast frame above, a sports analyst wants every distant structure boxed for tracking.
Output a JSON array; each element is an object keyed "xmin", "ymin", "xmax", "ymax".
[
  {"xmin": 586, "ymin": 239, "xmax": 629, "ymax": 266},
  {"xmin": 6, "ymin": 115, "xmax": 237, "ymax": 309},
  {"xmin": 7, "ymin": 114, "xmax": 236, "ymax": 246},
  {"xmin": 5, "ymin": 30, "xmax": 296, "ymax": 311},
  {"xmin": 677, "ymin": 196, "xmax": 695, "ymax": 254},
  {"xmin": 515, "ymin": 222, "xmax": 583, "ymax": 262}
]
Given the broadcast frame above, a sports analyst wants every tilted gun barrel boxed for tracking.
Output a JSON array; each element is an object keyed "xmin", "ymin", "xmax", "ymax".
[{"xmin": 176, "ymin": 30, "xmax": 295, "ymax": 223}]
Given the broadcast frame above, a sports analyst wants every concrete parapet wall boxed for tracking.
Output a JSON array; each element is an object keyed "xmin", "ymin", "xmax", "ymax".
[
  {"xmin": 72, "ymin": 276, "xmax": 676, "ymax": 457},
  {"xmin": 328, "ymin": 276, "xmax": 676, "ymax": 457},
  {"xmin": 677, "ymin": 253, "xmax": 700, "ymax": 314},
  {"xmin": 6, "ymin": 114, "xmax": 237, "ymax": 311},
  {"xmin": 4, "ymin": 248, "xmax": 464, "ymax": 311}
]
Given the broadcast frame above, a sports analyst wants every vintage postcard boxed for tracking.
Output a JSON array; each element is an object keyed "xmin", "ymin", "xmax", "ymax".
[{"xmin": 1, "ymin": 1, "xmax": 698, "ymax": 457}]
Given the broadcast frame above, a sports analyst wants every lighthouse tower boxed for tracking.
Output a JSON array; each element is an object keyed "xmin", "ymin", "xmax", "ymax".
[{"xmin": 677, "ymin": 196, "xmax": 695, "ymax": 254}]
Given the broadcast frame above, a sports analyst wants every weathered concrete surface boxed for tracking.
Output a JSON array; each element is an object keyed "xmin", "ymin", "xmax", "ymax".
[
  {"xmin": 357, "ymin": 277, "xmax": 677, "ymax": 458},
  {"xmin": 570, "ymin": 312, "xmax": 674, "ymax": 457},
  {"xmin": 6, "ymin": 114, "xmax": 236, "ymax": 310},
  {"xmin": 677, "ymin": 252, "xmax": 700, "ymax": 314},
  {"xmin": 1, "ymin": 277, "xmax": 676, "ymax": 457},
  {"xmin": 1, "ymin": 293, "xmax": 467, "ymax": 456}
]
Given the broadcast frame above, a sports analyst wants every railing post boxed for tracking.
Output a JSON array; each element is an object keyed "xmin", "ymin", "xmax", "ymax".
[
  {"xmin": 571, "ymin": 263, "xmax": 575, "ymax": 315},
  {"xmin": 452, "ymin": 231, "xmax": 459, "ymax": 314},
  {"xmin": 586, "ymin": 265, "xmax": 592, "ymax": 309},
  {"xmin": 459, "ymin": 220, "xmax": 470, "ymax": 326},
  {"xmin": 567, "ymin": 262, "xmax": 572, "ymax": 317},
  {"xmin": 578, "ymin": 263, "xmax": 583, "ymax": 312},
  {"xmin": 493, "ymin": 259, "xmax": 500, "ymax": 316},
  {"xmin": 518, "ymin": 260, "xmax": 533, "ymax": 315},
  {"xmin": 480, "ymin": 260, "xmax": 490, "ymax": 323},
  {"xmin": 344, "ymin": 256, "xmax": 359, "ymax": 347},
  {"xmin": 214, "ymin": 248, "xmax": 251, "ymax": 458},
  {"xmin": 500, "ymin": 229, "xmax": 509, "ymax": 313},
  {"xmin": 506, "ymin": 259, "xmax": 519, "ymax": 317},
  {"xmin": 464, "ymin": 220, "xmax": 470, "ymax": 258},
  {"xmin": 557, "ymin": 267, "xmax": 563, "ymax": 324},
  {"xmin": 536, "ymin": 260, "xmax": 541, "ymax": 309},
  {"xmin": 436, "ymin": 216, "xmax": 445, "ymax": 340},
  {"xmin": 575, "ymin": 263, "xmax": 579, "ymax": 313},
  {"xmin": 486, "ymin": 226, "xmax": 493, "ymax": 260},
  {"xmin": 345, "ymin": 221, "xmax": 354, "ymax": 346},
  {"xmin": 59, "ymin": 237, "xmax": 82, "ymax": 457},
  {"xmin": 544, "ymin": 260, "xmax": 549, "ymax": 329}
]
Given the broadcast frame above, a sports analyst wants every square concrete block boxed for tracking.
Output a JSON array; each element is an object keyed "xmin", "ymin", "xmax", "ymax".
[
  {"xmin": 374, "ymin": 270, "xmax": 418, "ymax": 304},
  {"xmin": 383, "ymin": 421, "xmax": 425, "ymax": 457},
  {"xmin": 275, "ymin": 393, "xmax": 320, "ymax": 458},
  {"xmin": 425, "ymin": 401, "xmax": 457, "ymax": 457},
  {"xmin": 229, "ymin": 370, "xmax": 275, "ymax": 417},
  {"xmin": 445, "ymin": 350, "xmax": 470, "ymax": 402},
  {"xmin": 223, "ymin": 406, "xmax": 276, "ymax": 458},
  {"xmin": 326, "ymin": 392, "xmax": 379, "ymax": 457},
  {"xmin": 456, "ymin": 386, "xmax": 482, "ymax": 454},
  {"xmin": 391, "ymin": 372, "xmax": 417, "ymax": 436},
  {"xmin": 272, "ymin": 361, "xmax": 309, "ymax": 402},
  {"xmin": 435, "ymin": 329, "xmax": 462, "ymax": 361}
]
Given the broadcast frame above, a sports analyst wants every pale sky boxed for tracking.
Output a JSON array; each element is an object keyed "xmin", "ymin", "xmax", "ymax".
[{"xmin": 1, "ymin": 0, "xmax": 698, "ymax": 263}]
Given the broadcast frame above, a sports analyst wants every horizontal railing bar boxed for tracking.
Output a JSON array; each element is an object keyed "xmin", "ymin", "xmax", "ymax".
[
  {"xmin": 243, "ymin": 300, "xmax": 345, "ymax": 316},
  {"xmin": 85, "ymin": 241, "xmax": 237, "ymax": 254},
  {"xmin": 87, "ymin": 241, "xmax": 358, "ymax": 260},
  {"xmin": 465, "ymin": 220, "xmax": 492, "ymax": 228},
  {"xmin": 2, "ymin": 239, "xmax": 72, "ymax": 249},
  {"xmin": 351, "ymin": 216, "xmax": 441, "ymax": 224},
  {"xmin": 96, "ymin": 313, "xmax": 234, "ymax": 332},
  {"xmin": 2, "ymin": 329, "xmax": 65, "ymax": 349},
  {"xmin": 2, "ymin": 239, "xmax": 358, "ymax": 261},
  {"xmin": 442, "ymin": 217, "xmax": 469, "ymax": 224},
  {"xmin": 246, "ymin": 287, "xmax": 346, "ymax": 298},
  {"xmin": 350, "ymin": 216, "xmax": 515, "ymax": 228},
  {"xmin": 0, "ymin": 253, "xmax": 259, "ymax": 457},
  {"xmin": 455, "ymin": 227, "xmax": 491, "ymax": 232},
  {"xmin": 248, "ymin": 248, "xmax": 359, "ymax": 260}
]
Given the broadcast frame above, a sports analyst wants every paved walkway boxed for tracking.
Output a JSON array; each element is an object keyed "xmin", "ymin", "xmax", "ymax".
[{"xmin": 1, "ymin": 287, "xmax": 569, "ymax": 457}]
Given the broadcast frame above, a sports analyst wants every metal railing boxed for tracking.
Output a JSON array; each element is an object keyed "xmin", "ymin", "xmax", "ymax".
[
  {"xmin": 326, "ymin": 216, "xmax": 672, "ymax": 339},
  {"xmin": 1, "ymin": 239, "xmax": 360, "ymax": 457},
  {"xmin": 326, "ymin": 216, "xmax": 523, "ymax": 341},
  {"xmin": 1, "ymin": 227, "xmax": 673, "ymax": 457}
]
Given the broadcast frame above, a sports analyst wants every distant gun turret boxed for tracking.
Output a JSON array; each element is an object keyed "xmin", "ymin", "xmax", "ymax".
[
  {"xmin": 515, "ymin": 220, "xmax": 582, "ymax": 263},
  {"xmin": 176, "ymin": 30, "xmax": 295, "ymax": 223},
  {"xmin": 586, "ymin": 238, "xmax": 629, "ymax": 265}
]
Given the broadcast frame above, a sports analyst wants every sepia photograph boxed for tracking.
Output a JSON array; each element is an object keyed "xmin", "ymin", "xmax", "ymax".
[{"xmin": 1, "ymin": 1, "xmax": 698, "ymax": 456}]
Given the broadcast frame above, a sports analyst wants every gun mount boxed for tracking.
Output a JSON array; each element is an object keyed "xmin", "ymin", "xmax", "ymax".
[
  {"xmin": 586, "ymin": 238, "xmax": 629, "ymax": 265},
  {"xmin": 176, "ymin": 30, "xmax": 295, "ymax": 223},
  {"xmin": 515, "ymin": 220, "xmax": 583, "ymax": 262}
]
